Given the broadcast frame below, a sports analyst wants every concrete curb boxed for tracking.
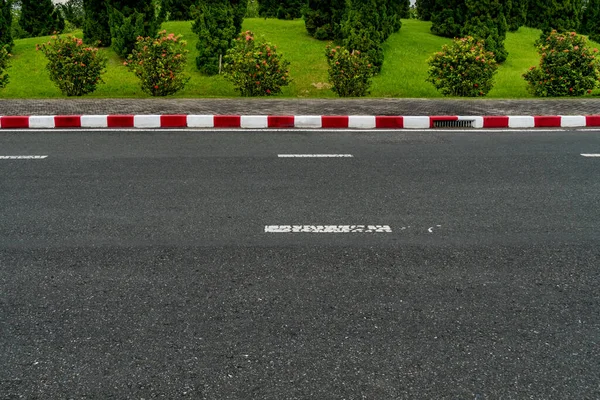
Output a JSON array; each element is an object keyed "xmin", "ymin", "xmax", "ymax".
[{"xmin": 1, "ymin": 114, "xmax": 600, "ymax": 129}]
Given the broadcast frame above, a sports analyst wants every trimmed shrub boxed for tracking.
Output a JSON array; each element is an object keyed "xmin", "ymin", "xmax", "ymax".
[
  {"xmin": 0, "ymin": 44, "xmax": 10, "ymax": 89},
  {"xmin": 527, "ymin": 0, "xmax": 581, "ymax": 34},
  {"xmin": 231, "ymin": 0, "xmax": 247, "ymax": 33},
  {"xmin": 463, "ymin": 0, "xmax": 508, "ymax": 63},
  {"xmin": 37, "ymin": 35, "xmax": 107, "ymax": 96},
  {"xmin": 259, "ymin": 0, "xmax": 304, "ymax": 19},
  {"xmin": 107, "ymin": 1, "xmax": 160, "ymax": 58},
  {"xmin": 304, "ymin": 0, "xmax": 346, "ymax": 40},
  {"xmin": 325, "ymin": 44, "xmax": 373, "ymax": 97},
  {"xmin": 523, "ymin": 30, "xmax": 600, "ymax": 96},
  {"xmin": 125, "ymin": 31, "xmax": 189, "ymax": 96},
  {"xmin": 430, "ymin": 0, "xmax": 466, "ymax": 38},
  {"xmin": 427, "ymin": 36, "xmax": 498, "ymax": 97},
  {"xmin": 192, "ymin": 1, "xmax": 236, "ymax": 75},
  {"xmin": 223, "ymin": 31, "xmax": 291, "ymax": 96},
  {"xmin": 581, "ymin": 0, "xmax": 600, "ymax": 43}
]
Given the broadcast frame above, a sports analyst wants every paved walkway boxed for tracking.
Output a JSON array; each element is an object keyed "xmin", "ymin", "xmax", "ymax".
[{"xmin": 1, "ymin": 98, "xmax": 600, "ymax": 116}]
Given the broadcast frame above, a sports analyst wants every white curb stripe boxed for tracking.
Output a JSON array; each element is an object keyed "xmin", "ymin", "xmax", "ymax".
[
  {"xmin": 187, "ymin": 115, "xmax": 214, "ymax": 128},
  {"xmin": 509, "ymin": 116, "xmax": 535, "ymax": 128},
  {"xmin": 561, "ymin": 115, "xmax": 586, "ymax": 128},
  {"xmin": 134, "ymin": 115, "xmax": 161, "ymax": 128},
  {"xmin": 241, "ymin": 115, "xmax": 268, "ymax": 128},
  {"xmin": 295, "ymin": 115, "xmax": 322, "ymax": 128},
  {"xmin": 29, "ymin": 116, "xmax": 55, "ymax": 129},
  {"xmin": 81, "ymin": 115, "xmax": 108, "ymax": 128},
  {"xmin": 404, "ymin": 116, "xmax": 430, "ymax": 129},
  {"xmin": 265, "ymin": 225, "xmax": 392, "ymax": 233},
  {"xmin": 349, "ymin": 115, "xmax": 376, "ymax": 129}
]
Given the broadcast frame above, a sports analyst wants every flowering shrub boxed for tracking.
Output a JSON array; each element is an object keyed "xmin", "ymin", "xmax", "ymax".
[
  {"xmin": 426, "ymin": 36, "xmax": 498, "ymax": 97},
  {"xmin": 0, "ymin": 45, "xmax": 10, "ymax": 89},
  {"xmin": 523, "ymin": 31, "xmax": 600, "ymax": 97},
  {"xmin": 37, "ymin": 35, "xmax": 107, "ymax": 96},
  {"xmin": 223, "ymin": 31, "xmax": 291, "ymax": 97},
  {"xmin": 325, "ymin": 45, "xmax": 373, "ymax": 97},
  {"xmin": 125, "ymin": 31, "xmax": 190, "ymax": 97}
]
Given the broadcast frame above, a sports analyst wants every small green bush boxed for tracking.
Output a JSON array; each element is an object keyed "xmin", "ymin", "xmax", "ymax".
[
  {"xmin": 223, "ymin": 31, "xmax": 291, "ymax": 96},
  {"xmin": 0, "ymin": 44, "xmax": 10, "ymax": 89},
  {"xmin": 325, "ymin": 44, "xmax": 373, "ymax": 97},
  {"xmin": 125, "ymin": 30, "xmax": 190, "ymax": 96},
  {"xmin": 38, "ymin": 35, "xmax": 107, "ymax": 96},
  {"xmin": 192, "ymin": 1, "xmax": 236, "ymax": 76},
  {"xmin": 426, "ymin": 36, "xmax": 498, "ymax": 97},
  {"xmin": 523, "ymin": 31, "xmax": 600, "ymax": 97}
]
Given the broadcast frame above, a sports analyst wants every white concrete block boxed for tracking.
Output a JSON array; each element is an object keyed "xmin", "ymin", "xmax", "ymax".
[
  {"xmin": 29, "ymin": 116, "xmax": 55, "ymax": 129},
  {"xmin": 187, "ymin": 115, "xmax": 214, "ymax": 128},
  {"xmin": 134, "ymin": 115, "xmax": 161, "ymax": 128},
  {"xmin": 403, "ymin": 116, "xmax": 430, "ymax": 129},
  {"xmin": 241, "ymin": 115, "xmax": 268, "ymax": 128},
  {"xmin": 348, "ymin": 116, "xmax": 376, "ymax": 129},
  {"xmin": 81, "ymin": 115, "xmax": 108, "ymax": 128},
  {"xmin": 508, "ymin": 116, "xmax": 535, "ymax": 128},
  {"xmin": 295, "ymin": 115, "xmax": 322, "ymax": 128},
  {"xmin": 560, "ymin": 115, "xmax": 586, "ymax": 127}
]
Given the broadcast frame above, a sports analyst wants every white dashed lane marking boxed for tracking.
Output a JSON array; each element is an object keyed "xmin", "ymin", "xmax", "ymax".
[
  {"xmin": 581, "ymin": 154, "xmax": 600, "ymax": 157},
  {"xmin": 265, "ymin": 225, "xmax": 392, "ymax": 233},
  {"xmin": 0, "ymin": 156, "xmax": 48, "ymax": 159}
]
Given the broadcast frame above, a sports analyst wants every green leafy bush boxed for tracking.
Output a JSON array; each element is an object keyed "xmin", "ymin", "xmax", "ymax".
[
  {"xmin": 37, "ymin": 35, "xmax": 107, "ymax": 96},
  {"xmin": 325, "ymin": 44, "xmax": 373, "ymax": 97},
  {"xmin": 523, "ymin": 31, "xmax": 600, "ymax": 97},
  {"xmin": 223, "ymin": 31, "xmax": 291, "ymax": 96},
  {"xmin": 108, "ymin": 6, "xmax": 158, "ymax": 58},
  {"xmin": 427, "ymin": 36, "xmax": 498, "ymax": 97},
  {"xmin": 0, "ymin": 44, "xmax": 10, "ymax": 89},
  {"xmin": 125, "ymin": 30, "xmax": 190, "ymax": 96}
]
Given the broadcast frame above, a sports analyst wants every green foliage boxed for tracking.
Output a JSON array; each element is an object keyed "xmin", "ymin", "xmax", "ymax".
[
  {"xmin": 581, "ymin": 0, "xmax": 600, "ymax": 43},
  {"xmin": 160, "ymin": 0, "xmax": 196, "ymax": 20},
  {"xmin": 107, "ymin": 0, "xmax": 160, "ymax": 58},
  {"xmin": 246, "ymin": 0, "xmax": 259, "ymax": 17},
  {"xmin": 416, "ymin": 0, "xmax": 435, "ymax": 20},
  {"xmin": 463, "ymin": 0, "xmax": 508, "ymax": 63},
  {"xmin": 223, "ymin": 30, "xmax": 291, "ymax": 96},
  {"xmin": 506, "ymin": 0, "xmax": 527, "ymax": 32},
  {"xmin": 192, "ymin": 1, "xmax": 236, "ymax": 75},
  {"xmin": 325, "ymin": 44, "xmax": 373, "ymax": 97},
  {"xmin": 341, "ymin": 0, "xmax": 385, "ymax": 72},
  {"xmin": 0, "ymin": 0, "xmax": 13, "ymax": 50},
  {"xmin": 523, "ymin": 30, "xmax": 600, "ymax": 96},
  {"xmin": 427, "ymin": 36, "xmax": 498, "ymax": 96},
  {"xmin": 83, "ymin": 0, "xmax": 111, "ymax": 46},
  {"xmin": 19, "ymin": 0, "xmax": 64, "ymax": 37},
  {"xmin": 231, "ymin": 0, "xmax": 247, "ymax": 33},
  {"xmin": 125, "ymin": 30, "xmax": 189, "ymax": 96},
  {"xmin": 0, "ymin": 44, "xmax": 10, "ymax": 88},
  {"xmin": 57, "ymin": 0, "xmax": 84, "ymax": 29},
  {"xmin": 37, "ymin": 34, "xmax": 107, "ymax": 96},
  {"xmin": 259, "ymin": 0, "xmax": 305, "ymax": 19},
  {"xmin": 304, "ymin": 0, "xmax": 346, "ymax": 40},
  {"xmin": 430, "ymin": 0, "xmax": 466, "ymax": 38},
  {"xmin": 527, "ymin": 0, "xmax": 582, "ymax": 33}
]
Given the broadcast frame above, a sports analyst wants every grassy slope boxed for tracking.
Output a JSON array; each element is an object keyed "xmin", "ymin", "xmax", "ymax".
[{"xmin": 1, "ymin": 18, "xmax": 599, "ymax": 99}]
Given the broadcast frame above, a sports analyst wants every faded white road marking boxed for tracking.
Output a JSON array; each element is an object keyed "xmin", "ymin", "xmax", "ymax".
[
  {"xmin": 265, "ymin": 225, "xmax": 392, "ymax": 233},
  {"xmin": 0, "ymin": 155, "xmax": 48, "ymax": 159},
  {"xmin": 581, "ymin": 154, "xmax": 600, "ymax": 157},
  {"xmin": 428, "ymin": 225, "xmax": 442, "ymax": 233},
  {"xmin": 278, "ymin": 154, "xmax": 354, "ymax": 158}
]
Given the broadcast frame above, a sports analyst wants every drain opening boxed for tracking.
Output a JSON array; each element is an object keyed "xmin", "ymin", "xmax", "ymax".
[{"xmin": 433, "ymin": 119, "xmax": 474, "ymax": 128}]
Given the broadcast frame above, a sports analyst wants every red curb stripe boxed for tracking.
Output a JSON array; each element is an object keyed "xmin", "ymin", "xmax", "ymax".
[
  {"xmin": 214, "ymin": 115, "xmax": 241, "ymax": 128},
  {"xmin": 429, "ymin": 116, "xmax": 458, "ymax": 128},
  {"xmin": 322, "ymin": 116, "xmax": 349, "ymax": 128},
  {"xmin": 161, "ymin": 115, "xmax": 187, "ymax": 128},
  {"xmin": 55, "ymin": 115, "xmax": 81, "ymax": 128},
  {"xmin": 586, "ymin": 115, "xmax": 600, "ymax": 127},
  {"xmin": 268, "ymin": 115, "xmax": 295, "ymax": 128},
  {"xmin": 1, "ymin": 116, "xmax": 30, "ymax": 129},
  {"xmin": 483, "ymin": 116, "xmax": 509, "ymax": 128},
  {"xmin": 375, "ymin": 116, "xmax": 404, "ymax": 128},
  {"xmin": 108, "ymin": 115, "xmax": 134, "ymax": 128},
  {"xmin": 534, "ymin": 115, "xmax": 561, "ymax": 127}
]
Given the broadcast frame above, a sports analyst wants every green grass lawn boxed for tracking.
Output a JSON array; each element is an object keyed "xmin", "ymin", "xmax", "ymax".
[{"xmin": 1, "ymin": 18, "xmax": 599, "ymax": 99}]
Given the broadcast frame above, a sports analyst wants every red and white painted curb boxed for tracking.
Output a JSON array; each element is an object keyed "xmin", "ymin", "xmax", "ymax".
[{"xmin": 1, "ymin": 114, "xmax": 600, "ymax": 129}]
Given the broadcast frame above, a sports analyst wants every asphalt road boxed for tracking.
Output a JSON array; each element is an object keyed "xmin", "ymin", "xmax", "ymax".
[{"xmin": 1, "ymin": 129, "xmax": 599, "ymax": 399}]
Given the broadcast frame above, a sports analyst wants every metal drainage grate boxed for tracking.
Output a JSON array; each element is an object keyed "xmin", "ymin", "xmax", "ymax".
[{"xmin": 433, "ymin": 119, "xmax": 474, "ymax": 128}]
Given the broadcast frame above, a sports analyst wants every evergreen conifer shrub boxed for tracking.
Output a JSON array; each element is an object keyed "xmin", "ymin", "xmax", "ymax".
[
  {"xmin": 0, "ymin": 44, "xmax": 10, "ymax": 89},
  {"xmin": 304, "ymin": 0, "xmax": 346, "ymax": 40},
  {"xmin": 83, "ymin": 0, "xmax": 111, "ymax": 46},
  {"xmin": 19, "ymin": 0, "xmax": 64, "ymax": 37},
  {"xmin": 523, "ymin": 30, "xmax": 600, "ymax": 96},
  {"xmin": 0, "ymin": 0, "xmax": 13, "ymax": 50},
  {"xmin": 192, "ymin": 0, "xmax": 236, "ymax": 75}
]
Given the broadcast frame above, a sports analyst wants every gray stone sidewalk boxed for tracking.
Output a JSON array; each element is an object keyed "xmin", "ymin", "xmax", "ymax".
[{"xmin": 1, "ymin": 98, "xmax": 600, "ymax": 116}]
